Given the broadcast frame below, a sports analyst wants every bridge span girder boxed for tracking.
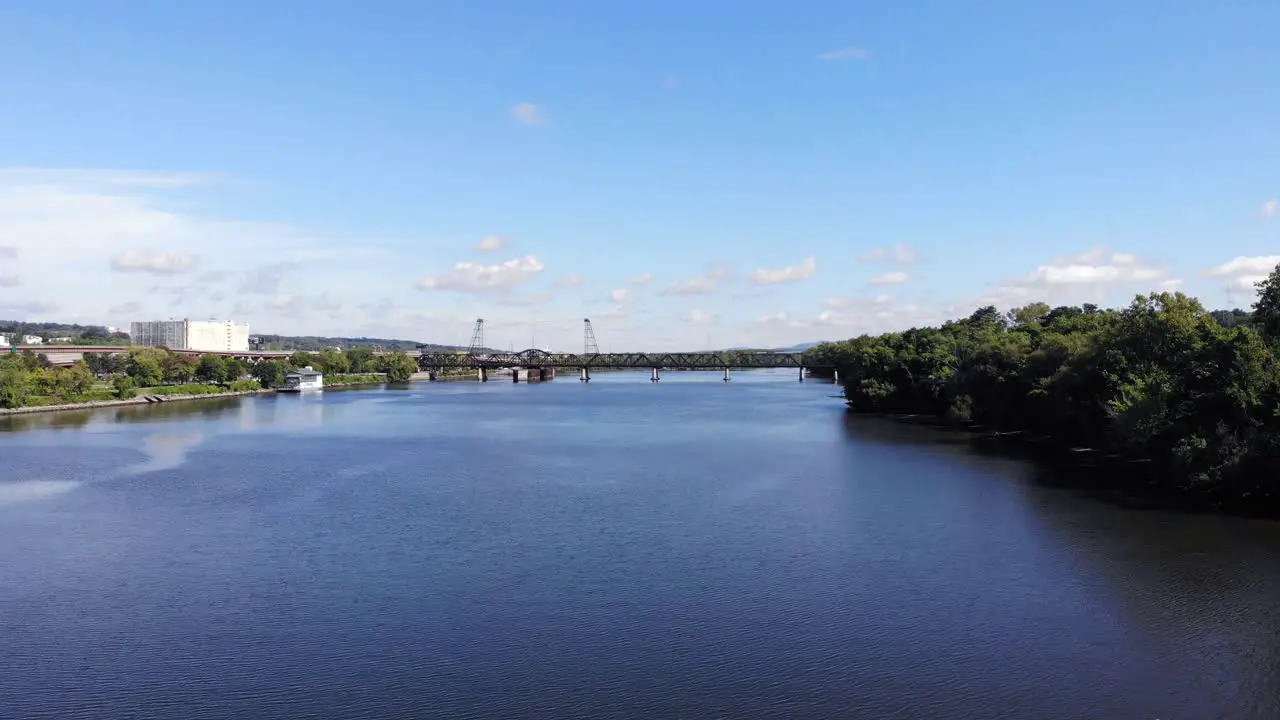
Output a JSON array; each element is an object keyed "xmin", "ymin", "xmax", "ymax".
[{"xmin": 416, "ymin": 349, "xmax": 827, "ymax": 371}]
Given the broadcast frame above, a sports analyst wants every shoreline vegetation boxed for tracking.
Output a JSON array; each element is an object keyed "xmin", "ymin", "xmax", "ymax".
[
  {"xmin": 0, "ymin": 345, "xmax": 420, "ymax": 414},
  {"xmin": 807, "ymin": 264, "xmax": 1280, "ymax": 519}
]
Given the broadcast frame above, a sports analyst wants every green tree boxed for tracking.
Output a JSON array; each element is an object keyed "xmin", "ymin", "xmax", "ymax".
[
  {"xmin": 0, "ymin": 365, "xmax": 31, "ymax": 408},
  {"xmin": 346, "ymin": 346, "xmax": 375, "ymax": 373},
  {"xmin": 251, "ymin": 360, "xmax": 289, "ymax": 388},
  {"xmin": 290, "ymin": 351, "xmax": 317, "ymax": 369},
  {"xmin": 125, "ymin": 347, "xmax": 167, "ymax": 387},
  {"xmin": 111, "ymin": 373, "xmax": 137, "ymax": 398},
  {"xmin": 818, "ymin": 287, "xmax": 1280, "ymax": 512},
  {"xmin": 223, "ymin": 357, "xmax": 247, "ymax": 381},
  {"xmin": 84, "ymin": 352, "xmax": 123, "ymax": 375},
  {"xmin": 163, "ymin": 353, "xmax": 197, "ymax": 384},
  {"xmin": 196, "ymin": 354, "xmax": 228, "ymax": 384},
  {"xmin": 318, "ymin": 348, "xmax": 351, "ymax": 375},
  {"xmin": 53, "ymin": 362, "xmax": 95, "ymax": 399},
  {"xmin": 378, "ymin": 350, "xmax": 417, "ymax": 382},
  {"xmin": 1252, "ymin": 263, "xmax": 1280, "ymax": 343}
]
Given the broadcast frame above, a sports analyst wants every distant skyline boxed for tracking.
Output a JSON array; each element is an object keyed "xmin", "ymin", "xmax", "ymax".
[{"xmin": 1, "ymin": 1, "xmax": 1277, "ymax": 351}]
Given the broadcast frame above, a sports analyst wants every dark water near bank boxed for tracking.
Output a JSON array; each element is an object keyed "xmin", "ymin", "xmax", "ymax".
[{"xmin": 2, "ymin": 371, "xmax": 1279, "ymax": 719}]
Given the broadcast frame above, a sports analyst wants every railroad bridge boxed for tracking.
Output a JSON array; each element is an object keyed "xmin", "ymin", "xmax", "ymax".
[{"xmin": 416, "ymin": 319, "xmax": 835, "ymax": 383}]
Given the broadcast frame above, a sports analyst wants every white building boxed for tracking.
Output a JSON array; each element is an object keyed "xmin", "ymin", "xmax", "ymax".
[
  {"xmin": 130, "ymin": 319, "xmax": 250, "ymax": 352},
  {"xmin": 282, "ymin": 366, "xmax": 323, "ymax": 392},
  {"xmin": 23, "ymin": 335, "xmax": 42, "ymax": 345},
  {"xmin": 0, "ymin": 333, "xmax": 9, "ymax": 346}
]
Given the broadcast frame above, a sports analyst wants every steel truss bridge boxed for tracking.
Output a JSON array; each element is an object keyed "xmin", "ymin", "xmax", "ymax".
[
  {"xmin": 416, "ymin": 319, "xmax": 832, "ymax": 375},
  {"xmin": 416, "ymin": 348, "xmax": 814, "ymax": 370}
]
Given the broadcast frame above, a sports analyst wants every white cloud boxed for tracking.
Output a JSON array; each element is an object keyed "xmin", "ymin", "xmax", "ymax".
[
  {"xmin": 511, "ymin": 102, "xmax": 547, "ymax": 126},
  {"xmin": 0, "ymin": 299, "xmax": 58, "ymax": 315},
  {"xmin": 1207, "ymin": 255, "xmax": 1280, "ymax": 279},
  {"xmin": 660, "ymin": 265, "xmax": 731, "ymax": 296},
  {"xmin": 869, "ymin": 271, "xmax": 910, "ymax": 285},
  {"xmin": 239, "ymin": 262, "xmax": 294, "ymax": 294},
  {"xmin": 475, "ymin": 235, "xmax": 507, "ymax": 253},
  {"xmin": 824, "ymin": 294, "xmax": 892, "ymax": 310},
  {"xmin": 754, "ymin": 311, "xmax": 791, "ymax": 325},
  {"xmin": 0, "ymin": 168, "xmax": 222, "ymax": 190},
  {"xmin": 1263, "ymin": 199, "xmax": 1277, "ymax": 220},
  {"xmin": 750, "ymin": 256, "xmax": 817, "ymax": 285},
  {"xmin": 415, "ymin": 255, "xmax": 545, "ymax": 293},
  {"xmin": 963, "ymin": 248, "xmax": 1172, "ymax": 311},
  {"xmin": 0, "ymin": 244, "xmax": 17, "ymax": 286},
  {"xmin": 109, "ymin": 248, "xmax": 199, "ymax": 275},
  {"xmin": 609, "ymin": 288, "xmax": 628, "ymax": 303},
  {"xmin": 629, "ymin": 272, "xmax": 652, "ymax": 285},
  {"xmin": 1205, "ymin": 255, "xmax": 1280, "ymax": 297},
  {"xmin": 556, "ymin": 274, "xmax": 583, "ymax": 287},
  {"xmin": 108, "ymin": 301, "xmax": 140, "ymax": 315},
  {"xmin": 860, "ymin": 244, "xmax": 917, "ymax": 263},
  {"xmin": 498, "ymin": 291, "xmax": 555, "ymax": 307},
  {"xmin": 1019, "ymin": 249, "xmax": 1166, "ymax": 286},
  {"xmin": 681, "ymin": 309, "xmax": 715, "ymax": 325},
  {"xmin": 0, "ymin": 168, "xmax": 386, "ymax": 332},
  {"xmin": 819, "ymin": 45, "xmax": 871, "ymax": 61},
  {"xmin": 269, "ymin": 294, "xmax": 298, "ymax": 311}
]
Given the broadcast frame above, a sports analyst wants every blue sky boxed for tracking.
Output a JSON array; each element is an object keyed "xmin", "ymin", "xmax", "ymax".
[{"xmin": 0, "ymin": 1, "xmax": 1276, "ymax": 350}]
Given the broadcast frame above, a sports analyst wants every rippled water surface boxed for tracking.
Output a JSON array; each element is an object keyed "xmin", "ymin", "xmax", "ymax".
[{"xmin": 2, "ymin": 371, "xmax": 1279, "ymax": 719}]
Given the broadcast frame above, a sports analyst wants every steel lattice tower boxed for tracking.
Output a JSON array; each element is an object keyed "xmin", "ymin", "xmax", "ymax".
[
  {"xmin": 468, "ymin": 319, "xmax": 485, "ymax": 355},
  {"xmin": 583, "ymin": 318, "xmax": 600, "ymax": 355}
]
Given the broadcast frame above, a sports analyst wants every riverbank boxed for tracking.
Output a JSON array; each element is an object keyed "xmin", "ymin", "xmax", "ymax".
[
  {"xmin": 0, "ymin": 388, "xmax": 273, "ymax": 416},
  {"xmin": 847, "ymin": 410, "xmax": 1280, "ymax": 520},
  {"xmin": 0, "ymin": 379, "xmax": 393, "ymax": 417}
]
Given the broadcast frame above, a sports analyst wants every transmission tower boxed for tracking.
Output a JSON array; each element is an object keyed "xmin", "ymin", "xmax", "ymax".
[
  {"xmin": 468, "ymin": 318, "xmax": 485, "ymax": 355},
  {"xmin": 583, "ymin": 318, "xmax": 600, "ymax": 355}
]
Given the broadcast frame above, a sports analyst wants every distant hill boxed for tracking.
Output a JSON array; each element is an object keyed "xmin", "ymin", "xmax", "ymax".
[
  {"xmin": 250, "ymin": 334, "xmax": 469, "ymax": 352},
  {"xmin": 721, "ymin": 341, "xmax": 829, "ymax": 352},
  {"xmin": 774, "ymin": 341, "xmax": 828, "ymax": 352}
]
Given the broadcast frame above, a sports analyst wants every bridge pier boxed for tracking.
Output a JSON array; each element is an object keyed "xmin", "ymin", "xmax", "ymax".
[
  {"xmin": 478, "ymin": 367, "xmax": 488, "ymax": 382},
  {"xmin": 581, "ymin": 367, "xmax": 590, "ymax": 382},
  {"xmin": 651, "ymin": 367, "xmax": 660, "ymax": 382},
  {"xmin": 723, "ymin": 367, "xmax": 731, "ymax": 382},
  {"xmin": 833, "ymin": 368, "xmax": 840, "ymax": 384},
  {"xmin": 799, "ymin": 366, "xmax": 805, "ymax": 382}
]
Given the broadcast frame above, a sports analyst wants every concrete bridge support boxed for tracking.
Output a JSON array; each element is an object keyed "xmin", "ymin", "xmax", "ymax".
[
  {"xmin": 478, "ymin": 367, "xmax": 488, "ymax": 382},
  {"xmin": 799, "ymin": 366, "xmax": 805, "ymax": 382},
  {"xmin": 651, "ymin": 367, "xmax": 660, "ymax": 382},
  {"xmin": 581, "ymin": 367, "xmax": 590, "ymax": 382},
  {"xmin": 513, "ymin": 367, "xmax": 556, "ymax": 382},
  {"xmin": 723, "ymin": 367, "xmax": 731, "ymax": 382},
  {"xmin": 833, "ymin": 368, "xmax": 840, "ymax": 384}
]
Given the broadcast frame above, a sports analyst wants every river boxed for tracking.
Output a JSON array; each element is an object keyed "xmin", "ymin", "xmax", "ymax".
[{"xmin": 2, "ymin": 371, "xmax": 1278, "ymax": 719}]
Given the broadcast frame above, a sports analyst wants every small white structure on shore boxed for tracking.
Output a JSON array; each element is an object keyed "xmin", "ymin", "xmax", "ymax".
[{"xmin": 282, "ymin": 366, "xmax": 323, "ymax": 392}]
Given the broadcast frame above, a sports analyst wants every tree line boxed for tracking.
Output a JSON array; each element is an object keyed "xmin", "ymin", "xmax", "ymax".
[
  {"xmin": 805, "ymin": 263, "xmax": 1280, "ymax": 514},
  {"xmin": 2, "ymin": 321, "xmax": 130, "ymax": 345},
  {"xmin": 0, "ymin": 346, "xmax": 420, "ymax": 409}
]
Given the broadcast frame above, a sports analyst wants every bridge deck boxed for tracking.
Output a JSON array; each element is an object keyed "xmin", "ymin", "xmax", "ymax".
[{"xmin": 417, "ymin": 350, "xmax": 824, "ymax": 370}]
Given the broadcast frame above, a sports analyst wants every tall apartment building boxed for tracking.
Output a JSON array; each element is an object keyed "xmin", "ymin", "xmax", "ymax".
[{"xmin": 130, "ymin": 319, "xmax": 250, "ymax": 352}]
